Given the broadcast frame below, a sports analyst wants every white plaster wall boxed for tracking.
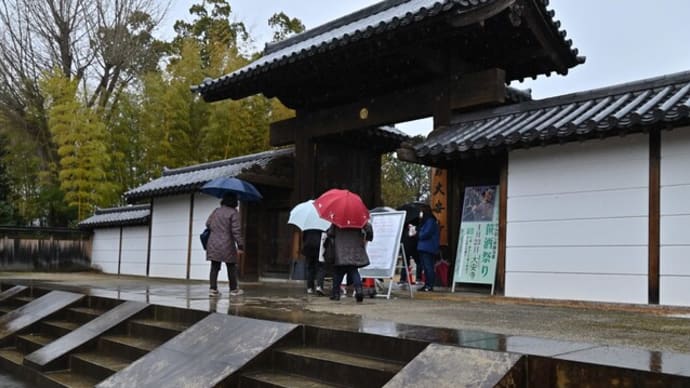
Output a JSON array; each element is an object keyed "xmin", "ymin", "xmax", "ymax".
[
  {"xmin": 660, "ymin": 127, "xmax": 690, "ymax": 306},
  {"xmin": 149, "ymin": 195, "xmax": 191, "ymax": 279},
  {"xmin": 91, "ymin": 227, "xmax": 120, "ymax": 274},
  {"xmin": 119, "ymin": 226, "xmax": 149, "ymax": 276},
  {"xmin": 505, "ymin": 134, "xmax": 649, "ymax": 304},
  {"xmin": 189, "ymin": 194, "xmax": 221, "ymax": 280}
]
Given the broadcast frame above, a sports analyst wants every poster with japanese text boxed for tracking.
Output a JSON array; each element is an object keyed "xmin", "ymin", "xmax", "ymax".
[{"xmin": 453, "ymin": 185, "xmax": 499, "ymax": 285}]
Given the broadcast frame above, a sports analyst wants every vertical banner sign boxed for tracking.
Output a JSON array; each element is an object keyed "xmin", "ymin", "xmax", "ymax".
[
  {"xmin": 431, "ymin": 168, "xmax": 448, "ymax": 246},
  {"xmin": 453, "ymin": 185, "xmax": 499, "ymax": 288}
]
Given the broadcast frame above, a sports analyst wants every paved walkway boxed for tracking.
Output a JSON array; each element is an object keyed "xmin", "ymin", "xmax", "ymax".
[{"xmin": 2, "ymin": 271, "xmax": 690, "ymax": 376}]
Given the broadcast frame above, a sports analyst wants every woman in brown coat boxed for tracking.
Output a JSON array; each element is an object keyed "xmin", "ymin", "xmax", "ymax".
[
  {"xmin": 328, "ymin": 222, "xmax": 373, "ymax": 302},
  {"xmin": 206, "ymin": 193, "xmax": 244, "ymax": 297}
]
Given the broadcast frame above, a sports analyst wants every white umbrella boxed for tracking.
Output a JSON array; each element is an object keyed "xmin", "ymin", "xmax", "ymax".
[{"xmin": 288, "ymin": 200, "xmax": 331, "ymax": 231}]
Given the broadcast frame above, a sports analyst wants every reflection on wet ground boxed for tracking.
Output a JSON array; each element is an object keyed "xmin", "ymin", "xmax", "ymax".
[
  {"xmin": 0, "ymin": 372, "xmax": 29, "ymax": 387},
  {"xmin": 2, "ymin": 273, "xmax": 690, "ymax": 378}
]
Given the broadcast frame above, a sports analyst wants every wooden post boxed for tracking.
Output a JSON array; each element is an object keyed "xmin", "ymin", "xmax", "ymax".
[
  {"xmin": 117, "ymin": 226, "xmax": 123, "ymax": 276},
  {"xmin": 145, "ymin": 198, "xmax": 154, "ymax": 277},
  {"xmin": 186, "ymin": 193, "xmax": 195, "ymax": 280},
  {"xmin": 431, "ymin": 168, "xmax": 449, "ymax": 246},
  {"xmin": 648, "ymin": 129, "xmax": 660, "ymax": 304},
  {"xmin": 495, "ymin": 155, "xmax": 508, "ymax": 295}
]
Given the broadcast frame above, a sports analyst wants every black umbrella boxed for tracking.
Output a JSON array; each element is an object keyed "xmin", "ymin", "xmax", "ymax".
[
  {"xmin": 397, "ymin": 202, "xmax": 425, "ymax": 224},
  {"xmin": 200, "ymin": 177, "xmax": 262, "ymax": 201}
]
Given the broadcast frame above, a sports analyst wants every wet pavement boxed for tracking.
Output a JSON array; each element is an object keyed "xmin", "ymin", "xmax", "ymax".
[{"xmin": 2, "ymin": 271, "xmax": 690, "ymax": 377}]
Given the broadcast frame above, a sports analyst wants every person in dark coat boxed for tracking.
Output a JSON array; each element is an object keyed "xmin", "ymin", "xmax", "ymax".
[
  {"xmin": 328, "ymin": 222, "xmax": 373, "ymax": 302},
  {"xmin": 398, "ymin": 221, "xmax": 419, "ymax": 285},
  {"xmin": 206, "ymin": 193, "xmax": 244, "ymax": 297},
  {"xmin": 417, "ymin": 205, "xmax": 440, "ymax": 292},
  {"xmin": 302, "ymin": 229, "xmax": 325, "ymax": 295}
]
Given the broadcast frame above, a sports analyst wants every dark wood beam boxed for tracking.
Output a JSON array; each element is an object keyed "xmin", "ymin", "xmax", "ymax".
[
  {"xmin": 648, "ymin": 129, "xmax": 660, "ymax": 304},
  {"xmin": 448, "ymin": 0, "xmax": 514, "ymax": 28},
  {"xmin": 495, "ymin": 154, "xmax": 508, "ymax": 295},
  {"xmin": 270, "ymin": 68, "xmax": 506, "ymax": 146},
  {"xmin": 521, "ymin": 0, "xmax": 568, "ymax": 74},
  {"xmin": 238, "ymin": 173, "xmax": 293, "ymax": 189}
]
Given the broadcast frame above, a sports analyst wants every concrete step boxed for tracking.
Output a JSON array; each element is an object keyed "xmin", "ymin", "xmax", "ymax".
[
  {"xmin": 41, "ymin": 320, "xmax": 80, "ymax": 338},
  {"xmin": 304, "ymin": 326, "xmax": 426, "ymax": 364},
  {"xmin": 3, "ymin": 296, "xmax": 32, "ymax": 309},
  {"xmin": 128, "ymin": 318, "xmax": 188, "ymax": 342},
  {"xmin": 0, "ymin": 347, "xmax": 23, "ymax": 366},
  {"xmin": 44, "ymin": 370, "xmax": 102, "ymax": 388},
  {"xmin": 272, "ymin": 346, "xmax": 403, "ymax": 387},
  {"xmin": 99, "ymin": 334, "xmax": 163, "ymax": 361},
  {"xmin": 65, "ymin": 307, "xmax": 106, "ymax": 324},
  {"xmin": 70, "ymin": 351, "xmax": 129, "ymax": 382},
  {"xmin": 15, "ymin": 333, "xmax": 54, "ymax": 354},
  {"xmin": 239, "ymin": 371, "xmax": 341, "ymax": 388}
]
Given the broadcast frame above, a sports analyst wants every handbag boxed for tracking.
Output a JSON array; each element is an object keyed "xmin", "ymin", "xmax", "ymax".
[
  {"xmin": 200, "ymin": 228, "xmax": 211, "ymax": 250},
  {"xmin": 323, "ymin": 235, "xmax": 336, "ymax": 264}
]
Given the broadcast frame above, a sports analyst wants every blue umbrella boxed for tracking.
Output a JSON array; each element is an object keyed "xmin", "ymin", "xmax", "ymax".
[{"xmin": 200, "ymin": 177, "xmax": 263, "ymax": 201}]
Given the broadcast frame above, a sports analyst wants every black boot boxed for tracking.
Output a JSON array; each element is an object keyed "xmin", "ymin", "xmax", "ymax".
[
  {"xmin": 330, "ymin": 288, "xmax": 340, "ymax": 301},
  {"xmin": 355, "ymin": 286, "xmax": 364, "ymax": 303}
]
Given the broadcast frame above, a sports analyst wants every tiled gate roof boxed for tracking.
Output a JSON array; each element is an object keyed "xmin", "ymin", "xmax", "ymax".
[
  {"xmin": 124, "ymin": 148, "xmax": 293, "ymax": 202},
  {"xmin": 416, "ymin": 71, "xmax": 690, "ymax": 160},
  {"xmin": 78, "ymin": 204, "xmax": 150, "ymax": 229}
]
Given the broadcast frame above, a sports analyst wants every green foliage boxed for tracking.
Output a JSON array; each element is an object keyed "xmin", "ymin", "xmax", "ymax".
[
  {"xmin": 381, "ymin": 152, "xmax": 430, "ymax": 208},
  {"xmin": 0, "ymin": 132, "xmax": 16, "ymax": 224},
  {"xmin": 41, "ymin": 71, "xmax": 114, "ymax": 221},
  {"xmin": 268, "ymin": 12, "xmax": 306, "ymax": 42},
  {"xmin": 0, "ymin": 2, "xmax": 303, "ymax": 225},
  {"xmin": 172, "ymin": 0, "xmax": 249, "ymax": 67}
]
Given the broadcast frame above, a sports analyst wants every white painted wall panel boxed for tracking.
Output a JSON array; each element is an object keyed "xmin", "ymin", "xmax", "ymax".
[
  {"xmin": 508, "ymin": 188, "xmax": 647, "ymax": 222},
  {"xmin": 661, "ymin": 127, "xmax": 690, "ymax": 306},
  {"xmin": 660, "ymin": 277, "xmax": 690, "ymax": 306},
  {"xmin": 506, "ymin": 246, "xmax": 647, "ymax": 274},
  {"xmin": 189, "ymin": 194, "xmax": 219, "ymax": 280},
  {"xmin": 120, "ymin": 226, "xmax": 148, "ymax": 276},
  {"xmin": 661, "ymin": 247, "xmax": 690, "ymax": 275},
  {"xmin": 505, "ymin": 272, "xmax": 648, "ymax": 304},
  {"xmin": 506, "ymin": 134, "xmax": 649, "ymax": 303},
  {"xmin": 507, "ymin": 218, "xmax": 647, "ymax": 247},
  {"xmin": 661, "ymin": 215, "xmax": 690, "ymax": 245},
  {"xmin": 660, "ymin": 185, "xmax": 690, "ymax": 215},
  {"xmin": 508, "ymin": 136, "xmax": 648, "ymax": 197},
  {"xmin": 91, "ymin": 228, "xmax": 120, "ymax": 274},
  {"xmin": 149, "ymin": 195, "xmax": 190, "ymax": 279}
]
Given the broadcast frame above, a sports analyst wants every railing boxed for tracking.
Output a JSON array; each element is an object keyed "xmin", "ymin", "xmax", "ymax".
[{"xmin": 0, "ymin": 227, "xmax": 91, "ymax": 271}]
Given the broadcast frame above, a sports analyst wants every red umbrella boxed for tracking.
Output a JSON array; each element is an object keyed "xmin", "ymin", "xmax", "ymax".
[{"xmin": 313, "ymin": 189, "xmax": 370, "ymax": 229}]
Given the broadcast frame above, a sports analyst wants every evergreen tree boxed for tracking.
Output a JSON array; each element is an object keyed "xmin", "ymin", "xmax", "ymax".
[
  {"xmin": 42, "ymin": 71, "xmax": 113, "ymax": 221},
  {"xmin": 381, "ymin": 151, "xmax": 430, "ymax": 207}
]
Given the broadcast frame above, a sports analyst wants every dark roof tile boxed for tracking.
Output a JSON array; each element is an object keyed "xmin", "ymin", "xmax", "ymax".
[
  {"xmin": 124, "ymin": 148, "xmax": 294, "ymax": 201},
  {"xmin": 78, "ymin": 205, "xmax": 150, "ymax": 229},
  {"xmin": 416, "ymin": 71, "xmax": 690, "ymax": 159}
]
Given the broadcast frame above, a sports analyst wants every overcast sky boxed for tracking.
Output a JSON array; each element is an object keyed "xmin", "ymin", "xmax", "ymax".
[{"xmin": 165, "ymin": 1, "xmax": 690, "ymax": 136}]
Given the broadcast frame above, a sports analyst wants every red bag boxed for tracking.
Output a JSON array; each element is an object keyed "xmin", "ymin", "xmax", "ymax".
[{"xmin": 434, "ymin": 259, "xmax": 449, "ymax": 287}]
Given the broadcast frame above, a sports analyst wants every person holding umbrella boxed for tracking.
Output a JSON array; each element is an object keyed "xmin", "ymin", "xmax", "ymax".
[
  {"xmin": 288, "ymin": 199, "xmax": 331, "ymax": 296},
  {"xmin": 314, "ymin": 189, "xmax": 373, "ymax": 303},
  {"xmin": 417, "ymin": 204, "xmax": 440, "ymax": 292},
  {"xmin": 201, "ymin": 176, "xmax": 261, "ymax": 297},
  {"xmin": 205, "ymin": 193, "xmax": 244, "ymax": 297}
]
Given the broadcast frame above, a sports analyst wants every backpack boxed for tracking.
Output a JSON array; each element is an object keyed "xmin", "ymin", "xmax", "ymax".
[{"xmin": 200, "ymin": 228, "xmax": 211, "ymax": 250}]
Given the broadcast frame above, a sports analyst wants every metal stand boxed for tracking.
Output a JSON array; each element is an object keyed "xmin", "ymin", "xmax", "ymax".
[{"xmin": 381, "ymin": 245, "xmax": 414, "ymax": 299}]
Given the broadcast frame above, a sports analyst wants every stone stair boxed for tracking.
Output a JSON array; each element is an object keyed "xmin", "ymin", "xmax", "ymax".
[
  {"xmin": 234, "ymin": 326, "xmax": 428, "ymax": 388},
  {"xmin": 41, "ymin": 305, "xmax": 204, "ymax": 387},
  {"xmin": 0, "ymin": 286, "xmax": 206, "ymax": 387}
]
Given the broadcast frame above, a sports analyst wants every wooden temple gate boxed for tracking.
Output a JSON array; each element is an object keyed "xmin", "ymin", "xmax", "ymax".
[{"xmin": 193, "ymin": 0, "xmax": 583, "ymax": 290}]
